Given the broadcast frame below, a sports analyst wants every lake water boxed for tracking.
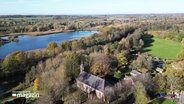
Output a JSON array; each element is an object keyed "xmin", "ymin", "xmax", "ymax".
[{"xmin": 0, "ymin": 31, "xmax": 98, "ymax": 59}]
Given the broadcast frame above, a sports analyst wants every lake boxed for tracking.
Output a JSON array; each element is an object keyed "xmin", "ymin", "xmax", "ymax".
[{"xmin": 0, "ymin": 31, "xmax": 98, "ymax": 59}]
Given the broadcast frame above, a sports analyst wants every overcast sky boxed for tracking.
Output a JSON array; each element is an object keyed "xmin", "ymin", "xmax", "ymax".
[{"xmin": 0, "ymin": 0, "xmax": 184, "ymax": 15}]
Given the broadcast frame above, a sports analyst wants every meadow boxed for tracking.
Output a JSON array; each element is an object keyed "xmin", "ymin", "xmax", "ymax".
[{"xmin": 141, "ymin": 35, "xmax": 182, "ymax": 59}]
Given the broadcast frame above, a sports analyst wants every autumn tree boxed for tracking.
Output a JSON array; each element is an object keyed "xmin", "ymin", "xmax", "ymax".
[
  {"xmin": 115, "ymin": 51, "xmax": 128, "ymax": 69},
  {"xmin": 33, "ymin": 77, "xmax": 40, "ymax": 91},
  {"xmin": 61, "ymin": 40, "xmax": 72, "ymax": 51},
  {"xmin": 103, "ymin": 44, "xmax": 110, "ymax": 55},
  {"xmin": 47, "ymin": 42, "xmax": 58, "ymax": 50},
  {"xmin": 90, "ymin": 53, "xmax": 114, "ymax": 77},
  {"xmin": 2, "ymin": 51, "xmax": 27, "ymax": 75}
]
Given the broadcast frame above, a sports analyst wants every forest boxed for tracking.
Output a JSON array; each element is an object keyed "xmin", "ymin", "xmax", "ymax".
[{"xmin": 0, "ymin": 14, "xmax": 184, "ymax": 104}]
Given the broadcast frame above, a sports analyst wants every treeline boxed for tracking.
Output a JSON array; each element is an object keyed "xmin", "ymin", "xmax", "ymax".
[
  {"xmin": 1, "ymin": 14, "xmax": 184, "ymax": 38},
  {"xmin": 0, "ymin": 16, "xmax": 115, "ymax": 35},
  {"xmin": 144, "ymin": 22, "xmax": 184, "ymax": 42}
]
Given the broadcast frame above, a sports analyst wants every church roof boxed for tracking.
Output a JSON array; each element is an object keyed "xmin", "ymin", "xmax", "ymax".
[{"xmin": 77, "ymin": 71, "xmax": 112, "ymax": 92}]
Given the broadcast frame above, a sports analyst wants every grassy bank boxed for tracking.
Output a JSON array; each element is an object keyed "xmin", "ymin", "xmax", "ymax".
[{"xmin": 141, "ymin": 35, "xmax": 182, "ymax": 59}]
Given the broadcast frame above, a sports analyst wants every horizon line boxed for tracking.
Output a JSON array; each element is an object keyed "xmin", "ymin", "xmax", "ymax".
[{"xmin": 1, "ymin": 13, "xmax": 184, "ymax": 16}]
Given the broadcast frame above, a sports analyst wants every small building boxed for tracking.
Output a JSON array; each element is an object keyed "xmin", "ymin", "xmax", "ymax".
[
  {"xmin": 172, "ymin": 61, "xmax": 184, "ymax": 70},
  {"xmin": 156, "ymin": 67, "xmax": 164, "ymax": 73},
  {"xmin": 130, "ymin": 70, "xmax": 141, "ymax": 77},
  {"xmin": 76, "ymin": 64, "xmax": 112, "ymax": 102}
]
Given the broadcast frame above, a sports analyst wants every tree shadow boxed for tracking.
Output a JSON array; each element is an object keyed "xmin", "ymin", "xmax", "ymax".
[
  {"xmin": 141, "ymin": 49, "xmax": 152, "ymax": 53},
  {"xmin": 0, "ymin": 42, "xmax": 6, "ymax": 47},
  {"xmin": 56, "ymin": 100, "xmax": 64, "ymax": 104},
  {"xmin": 104, "ymin": 74, "xmax": 119, "ymax": 85},
  {"xmin": 141, "ymin": 34, "xmax": 155, "ymax": 53},
  {"xmin": 4, "ymin": 97, "xmax": 26, "ymax": 104}
]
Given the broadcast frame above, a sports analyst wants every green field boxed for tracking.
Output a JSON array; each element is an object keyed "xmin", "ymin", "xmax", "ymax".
[
  {"xmin": 150, "ymin": 98, "xmax": 177, "ymax": 104},
  {"xmin": 141, "ymin": 35, "xmax": 182, "ymax": 59}
]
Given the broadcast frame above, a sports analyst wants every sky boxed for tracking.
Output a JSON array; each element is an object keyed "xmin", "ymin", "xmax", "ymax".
[{"xmin": 0, "ymin": 0, "xmax": 184, "ymax": 15}]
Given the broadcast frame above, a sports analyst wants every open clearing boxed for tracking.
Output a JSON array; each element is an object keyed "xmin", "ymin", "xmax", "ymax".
[{"xmin": 141, "ymin": 35, "xmax": 182, "ymax": 59}]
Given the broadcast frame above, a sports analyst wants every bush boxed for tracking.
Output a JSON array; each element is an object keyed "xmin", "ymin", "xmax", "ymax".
[{"xmin": 47, "ymin": 42, "xmax": 58, "ymax": 50}]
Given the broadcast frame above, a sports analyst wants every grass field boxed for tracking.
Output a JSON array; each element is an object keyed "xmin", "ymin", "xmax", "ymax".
[{"xmin": 141, "ymin": 35, "xmax": 182, "ymax": 59}]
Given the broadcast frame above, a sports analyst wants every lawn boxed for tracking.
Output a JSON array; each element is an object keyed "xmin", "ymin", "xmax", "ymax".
[
  {"xmin": 141, "ymin": 35, "xmax": 182, "ymax": 59},
  {"xmin": 150, "ymin": 97, "xmax": 177, "ymax": 104},
  {"xmin": 113, "ymin": 71, "xmax": 123, "ymax": 79}
]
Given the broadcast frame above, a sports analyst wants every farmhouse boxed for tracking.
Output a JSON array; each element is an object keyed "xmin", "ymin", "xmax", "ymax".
[{"xmin": 76, "ymin": 64, "xmax": 112, "ymax": 102}]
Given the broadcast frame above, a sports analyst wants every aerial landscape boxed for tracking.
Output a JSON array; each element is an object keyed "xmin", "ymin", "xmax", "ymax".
[{"xmin": 0, "ymin": 0, "xmax": 184, "ymax": 104}]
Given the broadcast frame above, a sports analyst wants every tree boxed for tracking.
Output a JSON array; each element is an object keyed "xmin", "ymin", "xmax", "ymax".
[
  {"xmin": 130, "ymin": 54, "xmax": 152, "ymax": 71},
  {"xmin": 90, "ymin": 53, "xmax": 112, "ymax": 77},
  {"xmin": 33, "ymin": 77, "xmax": 40, "ymax": 91},
  {"xmin": 177, "ymin": 38, "xmax": 184, "ymax": 60},
  {"xmin": 61, "ymin": 40, "xmax": 72, "ymax": 51},
  {"xmin": 47, "ymin": 42, "xmax": 58, "ymax": 50},
  {"xmin": 177, "ymin": 50, "xmax": 184, "ymax": 60},
  {"xmin": 133, "ymin": 82, "xmax": 147, "ymax": 104},
  {"xmin": 133, "ymin": 73, "xmax": 154, "ymax": 93},
  {"xmin": 125, "ymin": 29, "xmax": 144, "ymax": 50},
  {"xmin": 115, "ymin": 52, "xmax": 128, "ymax": 69},
  {"xmin": 165, "ymin": 64, "xmax": 184, "ymax": 92},
  {"xmin": 153, "ymin": 74, "xmax": 166, "ymax": 93},
  {"xmin": 39, "ymin": 64, "xmax": 68, "ymax": 103},
  {"xmin": 167, "ymin": 72, "xmax": 180, "ymax": 92},
  {"xmin": 182, "ymin": 38, "xmax": 184, "ymax": 49},
  {"xmin": 103, "ymin": 44, "xmax": 110, "ymax": 55},
  {"xmin": 32, "ymin": 95, "xmax": 53, "ymax": 104},
  {"xmin": 64, "ymin": 52, "xmax": 80, "ymax": 83},
  {"xmin": 2, "ymin": 51, "xmax": 27, "ymax": 75}
]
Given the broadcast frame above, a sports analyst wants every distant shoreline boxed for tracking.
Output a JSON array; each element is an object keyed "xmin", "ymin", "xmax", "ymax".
[
  {"xmin": 0, "ymin": 28, "xmax": 100, "ymax": 37},
  {"xmin": 0, "ymin": 30, "xmax": 74, "ymax": 37}
]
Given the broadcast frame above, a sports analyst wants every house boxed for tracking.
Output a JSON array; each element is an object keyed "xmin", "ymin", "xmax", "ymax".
[
  {"xmin": 172, "ymin": 61, "xmax": 184, "ymax": 70},
  {"xmin": 156, "ymin": 67, "xmax": 164, "ymax": 73},
  {"xmin": 76, "ymin": 64, "xmax": 112, "ymax": 102},
  {"xmin": 130, "ymin": 70, "xmax": 141, "ymax": 77}
]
